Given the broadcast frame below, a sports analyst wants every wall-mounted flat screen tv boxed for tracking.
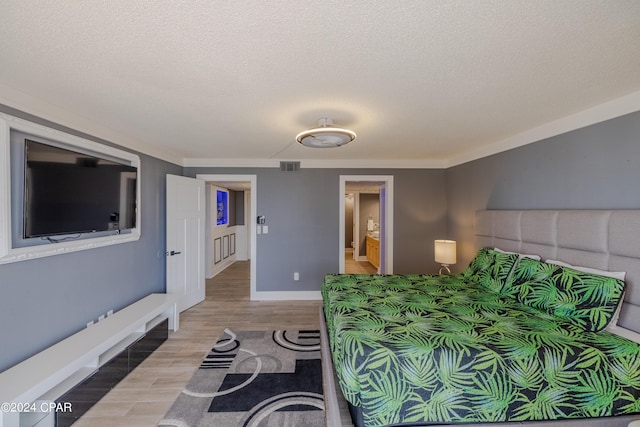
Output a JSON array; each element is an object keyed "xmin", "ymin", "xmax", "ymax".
[{"xmin": 23, "ymin": 139, "xmax": 138, "ymax": 238}]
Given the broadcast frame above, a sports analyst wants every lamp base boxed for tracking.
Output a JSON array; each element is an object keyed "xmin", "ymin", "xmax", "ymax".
[{"xmin": 438, "ymin": 264, "xmax": 451, "ymax": 275}]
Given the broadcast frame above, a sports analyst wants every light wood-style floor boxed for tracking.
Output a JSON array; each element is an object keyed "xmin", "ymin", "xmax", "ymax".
[
  {"xmin": 76, "ymin": 251, "xmax": 373, "ymax": 426},
  {"xmin": 344, "ymin": 248, "xmax": 378, "ymax": 274},
  {"xmin": 75, "ymin": 261, "xmax": 322, "ymax": 426}
]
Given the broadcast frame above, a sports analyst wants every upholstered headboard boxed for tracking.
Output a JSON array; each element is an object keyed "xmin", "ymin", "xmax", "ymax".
[{"xmin": 475, "ymin": 210, "xmax": 640, "ymax": 339}]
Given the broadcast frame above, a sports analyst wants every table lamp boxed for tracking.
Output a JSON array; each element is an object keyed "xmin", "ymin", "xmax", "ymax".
[{"xmin": 434, "ymin": 240, "xmax": 456, "ymax": 274}]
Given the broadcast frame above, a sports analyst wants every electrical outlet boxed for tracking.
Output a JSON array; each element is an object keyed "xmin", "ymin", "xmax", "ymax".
[
  {"xmin": 86, "ymin": 321, "xmax": 94, "ymax": 328},
  {"xmin": 107, "ymin": 309, "xmax": 114, "ymax": 317},
  {"xmin": 294, "ymin": 272, "xmax": 299, "ymax": 280},
  {"xmin": 98, "ymin": 315, "xmax": 105, "ymax": 322}
]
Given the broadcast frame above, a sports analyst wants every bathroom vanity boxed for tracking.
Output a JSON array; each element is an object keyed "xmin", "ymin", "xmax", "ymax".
[{"xmin": 366, "ymin": 235, "xmax": 380, "ymax": 268}]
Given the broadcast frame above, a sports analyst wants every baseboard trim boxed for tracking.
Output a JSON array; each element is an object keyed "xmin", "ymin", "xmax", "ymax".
[{"xmin": 251, "ymin": 290, "xmax": 322, "ymax": 301}]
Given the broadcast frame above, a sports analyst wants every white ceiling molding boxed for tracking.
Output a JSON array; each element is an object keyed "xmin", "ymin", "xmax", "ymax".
[
  {"xmin": 183, "ymin": 91, "xmax": 639, "ymax": 169},
  {"xmin": 298, "ymin": 159, "xmax": 447, "ymax": 169},
  {"xmin": 445, "ymin": 90, "xmax": 640, "ymax": 168},
  {"xmin": 183, "ymin": 157, "xmax": 447, "ymax": 169},
  {"xmin": 182, "ymin": 158, "xmax": 282, "ymax": 168},
  {"xmin": 0, "ymin": 83, "xmax": 184, "ymax": 166},
  {"xmin": 3, "ymin": 81, "xmax": 638, "ymax": 171}
]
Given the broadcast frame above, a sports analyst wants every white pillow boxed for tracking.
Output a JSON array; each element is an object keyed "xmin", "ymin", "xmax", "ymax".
[
  {"xmin": 544, "ymin": 259, "xmax": 626, "ymax": 281},
  {"xmin": 494, "ymin": 247, "xmax": 541, "ymax": 261}
]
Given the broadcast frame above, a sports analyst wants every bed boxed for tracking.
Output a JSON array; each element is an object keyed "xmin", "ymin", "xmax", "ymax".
[{"xmin": 320, "ymin": 210, "xmax": 640, "ymax": 427}]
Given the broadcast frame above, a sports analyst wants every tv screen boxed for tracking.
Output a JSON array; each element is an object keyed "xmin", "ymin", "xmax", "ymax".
[{"xmin": 23, "ymin": 139, "xmax": 137, "ymax": 238}]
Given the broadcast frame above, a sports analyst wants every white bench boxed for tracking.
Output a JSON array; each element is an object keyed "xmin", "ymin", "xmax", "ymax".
[{"xmin": 0, "ymin": 293, "xmax": 178, "ymax": 427}]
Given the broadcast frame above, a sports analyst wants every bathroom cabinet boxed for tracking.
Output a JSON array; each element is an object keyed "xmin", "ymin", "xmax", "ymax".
[{"xmin": 366, "ymin": 236, "xmax": 380, "ymax": 268}]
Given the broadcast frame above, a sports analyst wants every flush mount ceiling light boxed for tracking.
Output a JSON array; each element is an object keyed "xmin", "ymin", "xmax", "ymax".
[{"xmin": 296, "ymin": 118, "xmax": 357, "ymax": 148}]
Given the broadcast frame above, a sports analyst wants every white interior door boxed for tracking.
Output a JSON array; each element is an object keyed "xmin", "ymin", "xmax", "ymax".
[{"xmin": 166, "ymin": 174, "xmax": 205, "ymax": 312}]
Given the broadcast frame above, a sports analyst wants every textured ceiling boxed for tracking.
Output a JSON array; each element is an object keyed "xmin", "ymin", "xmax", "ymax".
[{"xmin": 1, "ymin": 1, "xmax": 640, "ymax": 167}]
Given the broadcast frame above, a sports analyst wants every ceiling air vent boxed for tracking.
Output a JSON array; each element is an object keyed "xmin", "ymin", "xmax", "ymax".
[{"xmin": 280, "ymin": 161, "xmax": 300, "ymax": 172}]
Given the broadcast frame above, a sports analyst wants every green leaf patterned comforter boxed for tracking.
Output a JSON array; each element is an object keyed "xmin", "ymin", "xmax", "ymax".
[{"xmin": 322, "ymin": 274, "xmax": 640, "ymax": 426}]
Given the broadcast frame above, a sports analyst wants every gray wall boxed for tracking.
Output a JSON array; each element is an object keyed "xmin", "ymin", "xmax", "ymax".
[
  {"xmin": 185, "ymin": 167, "xmax": 448, "ymax": 292},
  {"xmin": 446, "ymin": 110, "xmax": 640, "ymax": 273},
  {"xmin": 0, "ymin": 105, "xmax": 182, "ymax": 372}
]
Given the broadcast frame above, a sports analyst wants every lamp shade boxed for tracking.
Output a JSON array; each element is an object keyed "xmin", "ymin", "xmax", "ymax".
[{"xmin": 434, "ymin": 240, "xmax": 456, "ymax": 265}]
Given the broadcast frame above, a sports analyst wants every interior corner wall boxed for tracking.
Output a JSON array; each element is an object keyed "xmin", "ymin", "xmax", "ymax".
[
  {"xmin": 185, "ymin": 167, "xmax": 447, "ymax": 292},
  {"xmin": 445, "ymin": 110, "xmax": 640, "ymax": 273},
  {"xmin": 235, "ymin": 191, "xmax": 245, "ymax": 225},
  {"xmin": 0, "ymin": 105, "xmax": 182, "ymax": 372}
]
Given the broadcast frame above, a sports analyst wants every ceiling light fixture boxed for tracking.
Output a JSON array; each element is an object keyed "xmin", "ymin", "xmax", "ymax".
[{"xmin": 296, "ymin": 118, "xmax": 356, "ymax": 148}]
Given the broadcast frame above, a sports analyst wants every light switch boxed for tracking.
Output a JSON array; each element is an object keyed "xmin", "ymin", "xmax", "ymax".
[
  {"xmin": 257, "ymin": 225, "xmax": 262, "ymax": 234},
  {"xmin": 263, "ymin": 225, "xmax": 269, "ymax": 234}
]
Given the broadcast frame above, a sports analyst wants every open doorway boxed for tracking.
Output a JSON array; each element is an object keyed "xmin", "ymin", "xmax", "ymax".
[
  {"xmin": 196, "ymin": 174, "xmax": 258, "ymax": 300},
  {"xmin": 339, "ymin": 176, "xmax": 394, "ymax": 274},
  {"xmin": 344, "ymin": 187, "xmax": 380, "ymax": 274}
]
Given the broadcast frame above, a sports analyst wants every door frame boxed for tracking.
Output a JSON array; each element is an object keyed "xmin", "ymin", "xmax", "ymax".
[
  {"xmin": 339, "ymin": 175, "xmax": 394, "ymax": 274},
  {"xmin": 197, "ymin": 174, "xmax": 257, "ymax": 300}
]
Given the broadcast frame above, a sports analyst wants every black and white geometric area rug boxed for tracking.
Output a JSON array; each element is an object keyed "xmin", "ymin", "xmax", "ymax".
[{"xmin": 159, "ymin": 329, "xmax": 325, "ymax": 427}]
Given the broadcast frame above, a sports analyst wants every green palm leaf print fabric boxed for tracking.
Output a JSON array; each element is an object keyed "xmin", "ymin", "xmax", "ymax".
[
  {"xmin": 322, "ymin": 273, "xmax": 640, "ymax": 426},
  {"xmin": 503, "ymin": 258, "xmax": 625, "ymax": 332},
  {"xmin": 462, "ymin": 247, "xmax": 519, "ymax": 293}
]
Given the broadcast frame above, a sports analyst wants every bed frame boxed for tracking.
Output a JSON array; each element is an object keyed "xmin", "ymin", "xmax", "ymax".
[{"xmin": 321, "ymin": 209, "xmax": 640, "ymax": 427}]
